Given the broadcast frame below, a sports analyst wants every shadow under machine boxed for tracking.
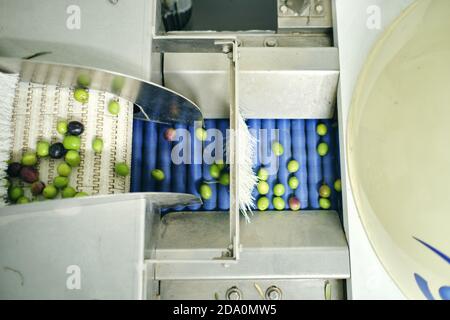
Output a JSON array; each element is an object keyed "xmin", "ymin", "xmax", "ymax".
[{"xmin": 0, "ymin": 0, "xmax": 349, "ymax": 300}]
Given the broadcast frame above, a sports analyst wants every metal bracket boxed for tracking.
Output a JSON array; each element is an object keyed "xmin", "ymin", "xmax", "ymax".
[{"xmin": 215, "ymin": 39, "xmax": 241, "ymax": 261}]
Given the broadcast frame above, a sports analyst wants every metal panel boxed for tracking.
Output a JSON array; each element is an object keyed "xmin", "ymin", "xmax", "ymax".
[
  {"xmin": 0, "ymin": 193, "xmax": 199, "ymax": 299},
  {"xmin": 164, "ymin": 48, "xmax": 339, "ymax": 119},
  {"xmin": 158, "ymin": 279, "xmax": 344, "ymax": 300},
  {"xmin": 0, "ymin": 58, "xmax": 203, "ymax": 125},
  {"xmin": 0, "ymin": 0, "xmax": 153, "ymax": 80},
  {"xmin": 0, "ymin": 196, "xmax": 146, "ymax": 299},
  {"xmin": 239, "ymin": 47, "xmax": 339, "ymax": 119},
  {"xmin": 154, "ymin": 211, "xmax": 350, "ymax": 280}
]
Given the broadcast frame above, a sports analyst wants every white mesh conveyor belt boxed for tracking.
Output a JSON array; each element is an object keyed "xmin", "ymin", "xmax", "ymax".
[{"xmin": 9, "ymin": 80, "xmax": 133, "ymax": 197}]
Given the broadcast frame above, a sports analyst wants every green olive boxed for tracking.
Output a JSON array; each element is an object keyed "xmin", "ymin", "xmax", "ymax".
[
  {"xmin": 92, "ymin": 138, "xmax": 103, "ymax": 153},
  {"xmin": 108, "ymin": 100, "xmax": 120, "ymax": 116},
  {"xmin": 57, "ymin": 120, "xmax": 68, "ymax": 135},
  {"xmin": 272, "ymin": 142, "xmax": 284, "ymax": 156},
  {"xmin": 63, "ymin": 135, "xmax": 81, "ymax": 151},
  {"xmin": 199, "ymin": 183, "xmax": 212, "ymax": 200},
  {"xmin": 288, "ymin": 176, "xmax": 299, "ymax": 190},
  {"xmin": 209, "ymin": 164, "xmax": 221, "ymax": 179},
  {"xmin": 57, "ymin": 163, "xmax": 72, "ymax": 177},
  {"xmin": 316, "ymin": 123, "xmax": 328, "ymax": 136},
  {"xmin": 74, "ymin": 88, "xmax": 89, "ymax": 104},
  {"xmin": 334, "ymin": 179, "xmax": 342, "ymax": 192},
  {"xmin": 54, "ymin": 176, "xmax": 69, "ymax": 189},
  {"xmin": 273, "ymin": 184, "xmax": 285, "ymax": 197},
  {"xmin": 65, "ymin": 150, "xmax": 81, "ymax": 167},
  {"xmin": 317, "ymin": 143, "xmax": 329, "ymax": 157},
  {"xmin": 21, "ymin": 151, "xmax": 37, "ymax": 166},
  {"xmin": 273, "ymin": 197, "xmax": 285, "ymax": 211},
  {"xmin": 257, "ymin": 168, "xmax": 269, "ymax": 181},
  {"xmin": 43, "ymin": 184, "xmax": 58, "ymax": 199},
  {"xmin": 77, "ymin": 74, "xmax": 91, "ymax": 88},
  {"xmin": 319, "ymin": 184, "xmax": 331, "ymax": 198},
  {"xmin": 36, "ymin": 141, "xmax": 50, "ymax": 158},
  {"xmin": 62, "ymin": 186, "xmax": 77, "ymax": 198},
  {"xmin": 257, "ymin": 181, "xmax": 269, "ymax": 195},
  {"xmin": 257, "ymin": 197, "xmax": 270, "ymax": 211},
  {"xmin": 8, "ymin": 186, "xmax": 24, "ymax": 202},
  {"xmin": 74, "ymin": 192, "xmax": 89, "ymax": 197},
  {"xmin": 319, "ymin": 198, "xmax": 331, "ymax": 210},
  {"xmin": 16, "ymin": 196, "xmax": 30, "ymax": 204},
  {"xmin": 195, "ymin": 127, "xmax": 207, "ymax": 141},
  {"xmin": 215, "ymin": 160, "xmax": 226, "ymax": 171},
  {"xmin": 219, "ymin": 172, "xmax": 230, "ymax": 186},
  {"xmin": 151, "ymin": 169, "xmax": 165, "ymax": 181},
  {"xmin": 287, "ymin": 160, "xmax": 299, "ymax": 173},
  {"xmin": 115, "ymin": 163, "xmax": 130, "ymax": 177}
]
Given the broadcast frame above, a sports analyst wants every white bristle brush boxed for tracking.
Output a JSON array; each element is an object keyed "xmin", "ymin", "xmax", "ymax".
[
  {"xmin": 236, "ymin": 113, "xmax": 258, "ymax": 223},
  {"xmin": 0, "ymin": 72, "xmax": 19, "ymax": 206}
]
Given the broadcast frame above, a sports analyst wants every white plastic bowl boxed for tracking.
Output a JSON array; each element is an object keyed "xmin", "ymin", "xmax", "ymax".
[{"xmin": 348, "ymin": 0, "xmax": 450, "ymax": 300}]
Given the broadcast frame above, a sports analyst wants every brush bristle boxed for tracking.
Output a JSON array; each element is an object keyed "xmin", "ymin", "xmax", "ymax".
[
  {"xmin": 0, "ymin": 72, "xmax": 19, "ymax": 206},
  {"xmin": 237, "ymin": 113, "xmax": 258, "ymax": 223}
]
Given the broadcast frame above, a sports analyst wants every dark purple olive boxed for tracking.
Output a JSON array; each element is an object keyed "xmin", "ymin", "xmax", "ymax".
[
  {"xmin": 67, "ymin": 121, "xmax": 84, "ymax": 136},
  {"xmin": 31, "ymin": 181, "xmax": 46, "ymax": 195},
  {"xmin": 20, "ymin": 166, "xmax": 39, "ymax": 183},
  {"xmin": 49, "ymin": 143, "xmax": 67, "ymax": 159},
  {"xmin": 6, "ymin": 162, "xmax": 22, "ymax": 177}
]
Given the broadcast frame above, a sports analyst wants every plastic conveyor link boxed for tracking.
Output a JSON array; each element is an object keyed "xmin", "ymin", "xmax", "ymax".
[
  {"xmin": 306, "ymin": 120, "xmax": 323, "ymax": 209},
  {"xmin": 202, "ymin": 119, "xmax": 218, "ymax": 211},
  {"xmin": 171, "ymin": 123, "xmax": 188, "ymax": 211},
  {"xmin": 130, "ymin": 119, "xmax": 143, "ymax": 192},
  {"xmin": 186, "ymin": 124, "xmax": 202, "ymax": 211},
  {"xmin": 277, "ymin": 119, "xmax": 292, "ymax": 209},
  {"xmin": 217, "ymin": 119, "xmax": 230, "ymax": 211},
  {"xmin": 291, "ymin": 120, "xmax": 309, "ymax": 209},
  {"xmin": 321, "ymin": 119, "xmax": 337, "ymax": 210},
  {"xmin": 142, "ymin": 121, "xmax": 158, "ymax": 192},
  {"xmin": 260, "ymin": 119, "xmax": 277, "ymax": 210}
]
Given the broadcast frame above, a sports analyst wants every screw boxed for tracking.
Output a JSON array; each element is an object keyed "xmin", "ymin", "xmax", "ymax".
[
  {"xmin": 315, "ymin": 4, "xmax": 324, "ymax": 14},
  {"xmin": 264, "ymin": 38, "xmax": 278, "ymax": 47}
]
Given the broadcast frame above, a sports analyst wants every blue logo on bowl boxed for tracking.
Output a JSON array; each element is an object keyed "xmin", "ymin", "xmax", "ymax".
[{"xmin": 413, "ymin": 237, "xmax": 450, "ymax": 300}]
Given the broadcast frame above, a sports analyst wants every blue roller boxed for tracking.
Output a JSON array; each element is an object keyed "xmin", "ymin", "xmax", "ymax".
[
  {"xmin": 306, "ymin": 120, "xmax": 322, "ymax": 209},
  {"xmin": 202, "ymin": 119, "xmax": 217, "ymax": 210},
  {"xmin": 276, "ymin": 120, "xmax": 291, "ymax": 209},
  {"xmin": 171, "ymin": 123, "xmax": 188, "ymax": 210},
  {"xmin": 247, "ymin": 119, "xmax": 261, "ymax": 205},
  {"xmin": 217, "ymin": 119, "xmax": 230, "ymax": 211},
  {"xmin": 261, "ymin": 119, "xmax": 277, "ymax": 209},
  {"xmin": 321, "ymin": 120, "xmax": 336, "ymax": 209},
  {"xmin": 187, "ymin": 124, "xmax": 202, "ymax": 210},
  {"xmin": 131, "ymin": 119, "xmax": 144, "ymax": 192},
  {"xmin": 141, "ymin": 121, "xmax": 158, "ymax": 192},
  {"xmin": 157, "ymin": 124, "xmax": 172, "ymax": 192},
  {"xmin": 291, "ymin": 120, "xmax": 309, "ymax": 209}
]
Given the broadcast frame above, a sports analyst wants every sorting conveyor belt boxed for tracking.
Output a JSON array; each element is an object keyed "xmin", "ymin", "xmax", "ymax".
[{"xmin": 131, "ymin": 119, "xmax": 341, "ymax": 211}]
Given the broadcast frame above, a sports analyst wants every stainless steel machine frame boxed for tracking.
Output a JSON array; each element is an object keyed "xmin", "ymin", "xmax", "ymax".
[
  {"xmin": 145, "ymin": 0, "xmax": 349, "ymax": 300},
  {"xmin": 0, "ymin": 0, "xmax": 351, "ymax": 300}
]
